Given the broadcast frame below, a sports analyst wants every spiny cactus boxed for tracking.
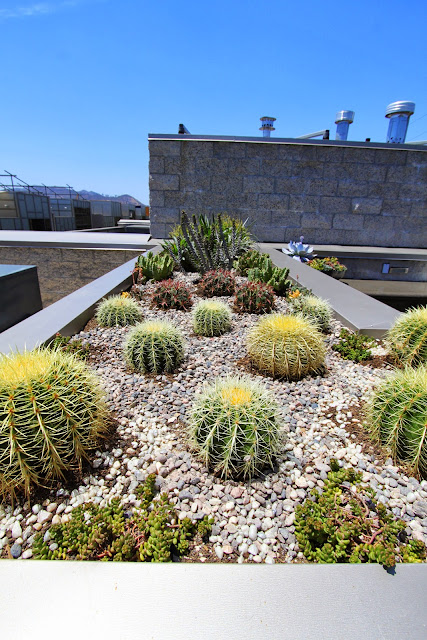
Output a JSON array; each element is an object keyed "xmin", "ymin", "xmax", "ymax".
[
  {"xmin": 234, "ymin": 250, "xmax": 272, "ymax": 276},
  {"xmin": 197, "ymin": 269, "xmax": 236, "ymax": 297},
  {"xmin": 96, "ymin": 295, "xmax": 142, "ymax": 327},
  {"xmin": 134, "ymin": 251, "xmax": 174, "ymax": 283},
  {"xmin": 151, "ymin": 279, "xmax": 193, "ymax": 311},
  {"xmin": 234, "ymin": 281, "xmax": 275, "ymax": 314},
  {"xmin": 386, "ymin": 306, "xmax": 427, "ymax": 367},
  {"xmin": 193, "ymin": 300, "xmax": 232, "ymax": 337},
  {"xmin": 0, "ymin": 348, "xmax": 107, "ymax": 498},
  {"xmin": 33, "ymin": 474, "xmax": 213, "ymax": 561},
  {"xmin": 288, "ymin": 294, "xmax": 333, "ymax": 332},
  {"xmin": 247, "ymin": 313, "xmax": 326, "ymax": 380},
  {"xmin": 124, "ymin": 320, "xmax": 185, "ymax": 374},
  {"xmin": 247, "ymin": 263, "xmax": 291, "ymax": 296},
  {"xmin": 367, "ymin": 365, "xmax": 427, "ymax": 478},
  {"xmin": 189, "ymin": 376, "xmax": 282, "ymax": 479},
  {"xmin": 295, "ymin": 462, "xmax": 426, "ymax": 566}
]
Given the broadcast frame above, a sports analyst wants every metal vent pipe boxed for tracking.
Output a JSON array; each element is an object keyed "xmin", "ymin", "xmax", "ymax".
[
  {"xmin": 385, "ymin": 101, "xmax": 415, "ymax": 143},
  {"xmin": 335, "ymin": 110, "xmax": 355, "ymax": 141},
  {"xmin": 259, "ymin": 116, "xmax": 276, "ymax": 138}
]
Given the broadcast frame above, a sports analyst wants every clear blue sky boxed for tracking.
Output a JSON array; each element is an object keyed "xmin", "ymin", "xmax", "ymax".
[{"xmin": 1, "ymin": 0, "xmax": 426, "ymax": 204}]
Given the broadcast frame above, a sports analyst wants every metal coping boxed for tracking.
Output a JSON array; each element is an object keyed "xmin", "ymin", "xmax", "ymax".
[
  {"xmin": 0, "ymin": 247, "xmax": 160, "ymax": 354},
  {"xmin": 148, "ymin": 133, "xmax": 427, "ymax": 152},
  {"xmin": 261, "ymin": 244, "xmax": 401, "ymax": 336},
  {"xmin": 0, "ymin": 230, "xmax": 151, "ymax": 250}
]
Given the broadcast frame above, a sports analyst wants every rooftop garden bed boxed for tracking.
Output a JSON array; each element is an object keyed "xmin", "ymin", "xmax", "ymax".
[{"xmin": 1, "ymin": 217, "xmax": 426, "ymax": 566}]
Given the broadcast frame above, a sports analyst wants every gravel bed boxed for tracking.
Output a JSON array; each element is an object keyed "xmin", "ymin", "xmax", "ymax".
[{"xmin": 1, "ymin": 274, "xmax": 427, "ymax": 563}]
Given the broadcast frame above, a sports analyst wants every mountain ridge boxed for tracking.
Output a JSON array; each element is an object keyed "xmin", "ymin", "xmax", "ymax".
[{"xmin": 78, "ymin": 190, "xmax": 145, "ymax": 206}]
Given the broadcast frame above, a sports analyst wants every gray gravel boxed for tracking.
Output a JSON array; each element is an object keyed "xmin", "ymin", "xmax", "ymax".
[{"xmin": 1, "ymin": 273, "xmax": 426, "ymax": 563}]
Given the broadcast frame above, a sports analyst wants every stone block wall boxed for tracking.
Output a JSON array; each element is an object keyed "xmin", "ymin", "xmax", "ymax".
[
  {"xmin": 149, "ymin": 138, "xmax": 427, "ymax": 248},
  {"xmin": 0, "ymin": 247, "xmax": 141, "ymax": 307}
]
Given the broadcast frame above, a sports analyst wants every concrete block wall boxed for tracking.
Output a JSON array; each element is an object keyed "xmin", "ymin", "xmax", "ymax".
[
  {"xmin": 0, "ymin": 247, "xmax": 141, "ymax": 307},
  {"xmin": 149, "ymin": 137, "xmax": 427, "ymax": 248}
]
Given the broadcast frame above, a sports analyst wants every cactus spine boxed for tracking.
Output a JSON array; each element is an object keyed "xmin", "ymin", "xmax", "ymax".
[
  {"xmin": 96, "ymin": 295, "xmax": 142, "ymax": 327},
  {"xmin": 124, "ymin": 320, "xmax": 185, "ymax": 374},
  {"xmin": 189, "ymin": 376, "xmax": 282, "ymax": 479},
  {"xmin": 367, "ymin": 365, "xmax": 427, "ymax": 478},
  {"xmin": 193, "ymin": 300, "xmax": 232, "ymax": 337},
  {"xmin": 288, "ymin": 294, "xmax": 333, "ymax": 332},
  {"xmin": 386, "ymin": 306, "xmax": 427, "ymax": 367},
  {"xmin": 0, "ymin": 348, "xmax": 107, "ymax": 497},
  {"xmin": 247, "ymin": 313, "xmax": 326, "ymax": 380}
]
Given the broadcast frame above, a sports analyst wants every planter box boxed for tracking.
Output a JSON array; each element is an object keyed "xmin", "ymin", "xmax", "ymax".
[{"xmin": 0, "ymin": 264, "xmax": 42, "ymax": 332}]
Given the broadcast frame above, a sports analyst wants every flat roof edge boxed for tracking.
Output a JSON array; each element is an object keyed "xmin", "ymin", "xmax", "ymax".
[{"xmin": 148, "ymin": 134, "xmax": 427, "ymax": 152}]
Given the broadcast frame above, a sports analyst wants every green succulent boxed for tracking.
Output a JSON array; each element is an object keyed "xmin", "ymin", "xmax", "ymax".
[
  {"xmin": 33, "ymin": 473, "xmax": 213, "ymax": 561},
  {"xmin": 0, "ymin": 347, "xmax": 107, "ymax": 498},
  {"xmin": 197, "ymin": 269, "xmax": 236, "ymax": 297},
  {"xmin": 124, "ymin": 320, "xmax": 185, "ymax": 374},
  {"xmin": 49, "ymin": 333, "xmax": 89, "ymax": 360},
  {"xmin": 367, "ymin": 365, "xmax": 427, "ymax": 478},
  {"xmin": 135, "ymin": 251, "xmax": 174, "ymax": 283},
  {"xmin": 332, "ymin": 328, "xmax": 375, "ymax": 363},
  {"xmin": 188, "ymin": 375, "xmax": 282, "ymax": 479},
  {"xmin": 233, "ymin": 281, "xmax": 275, "ymax": 314},
  {"xmin": 96, "ymin": 295, "xmax": 142, "ymax": 327},
  {"xmin": 247, "ymin": 313, "xmax": 326, "ymax": 380},
  {"xmin": 288, "ymin": 294, "xmax": 333, "ymax": 332},
  {"xmin": 193, "ymin": 300, "xmax": 232, "ymax": 337},
  {"xmin": 247, "ymin": 261, "xmax": 291, "ymax": 296},
  {"xmin": 295, "ymin": 462, "xmax": 426, "ymax": 566},
  {"xmin": 234, "ymin": 250, "xmax": 272, "ymax": 276},
  {"xmin": 386, "ymin": 306, "xmax": 427, "ymax": 367}
]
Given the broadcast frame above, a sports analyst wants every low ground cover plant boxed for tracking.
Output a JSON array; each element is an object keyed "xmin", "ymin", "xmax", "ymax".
[
  {"xmin": 189, "ymin": 376, "xmax": 282, "ymax": 479},
  {"xmin": 124, "ymin": 320, "xmax": 185, "ymax": 374},
  {"xmin": 33, "ymin": 473, "xmax": 213, "ymax": 561},
  {"xmin": 386, "ymin": 306, "xmax": 427, "ymax": 367},
  {"xmin": 197, "ymin": 269, "xmax": 236, "ymax": 297},
  {"xmin": 49, "ymin": 333, "xmax": 89, "ymax": 360},
  {"xmin": 247, "ymin": 313, "xmax": 326, "ymax": 380},
  {"xmin": 151, "ymin": 279, "xmax": 193, "ymax": 311},
  {"xmin": 295, "ymin": 462, "xmax": 426, "ymax": 566},
  {"xmin": 367, "ymin": 365, "xmax": 427, "ymax": 478},
  {"xmin": 193, "ymin": 300, "xmax": 232, "ymax": 337},
  {"xmin": 309, "ymin": 256, "xmax": 347, "ymax": 278},
  {"xmin": 332, "ymin": 328, "xmax": 375, "ymax": 362},
  {"xmin": 234, "ymin": 281, "xmax": 275, "ymax": 314},
  {"xmin": 0, "ymin": 348, "xmax": 107, "ymax": 498},
  {"xmin": 96, "ymin": 295, "xmax": 142, "ymax": 327}
]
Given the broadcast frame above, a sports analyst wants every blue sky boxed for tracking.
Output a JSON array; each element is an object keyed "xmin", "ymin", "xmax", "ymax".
[{"xmin": 1, "ymin": 0, "xmax": 426, "ymax": 204}]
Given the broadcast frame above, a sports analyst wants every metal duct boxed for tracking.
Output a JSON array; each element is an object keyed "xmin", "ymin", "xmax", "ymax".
[
  {"xmin": 259, "ymin": 116, "xmax": 276, "ymax": 138},
  {"xmin": 385, "ymin": 101, "xmax": 415, "ymax": 143},
  {"xmin": 335, "ymin": 110, "xmax": 355, "ymax": 141}
]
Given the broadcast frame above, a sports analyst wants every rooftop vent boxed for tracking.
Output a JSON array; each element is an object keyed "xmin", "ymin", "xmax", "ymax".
[
  {"xmin": 335, "ymin": 110, "xmax": 355, "ymax": 141},
  {"xmin": 259, "ymin": 116, "xmax": 276, "ymax": 138},
  {"xmin": 385, "ymin": 101, "xmax": 415, "ymax": 143}
]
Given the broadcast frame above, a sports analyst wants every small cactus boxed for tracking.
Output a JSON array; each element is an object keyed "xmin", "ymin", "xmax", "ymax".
[
  {"xmin": 386, "ymin": 306, "xmax": 427, "ymax": 367},
  {"xmin": 367, "ymin": 365, "xmax": 427, "ymax": 478},
  {"xmin": 124, "ymin": 320, "xmax": 185, "ymax": 374},
  {"xmin": 96, "ymin": 295, "xmax": 142, "ymax": 327},
  {"xmin": 193, "ymin": 300, "xmax": 232, "ymax": 336},
  {"xmin": 288, "ymin": 294, "xmax": 333, "ymax": 332},
  {"xmin": 134, "ymin": 251, "xmax": 174, "ymax": 283},
  {"xmin": 247, "ymin": 313, "xmax": 326, "ymax": 380},
  {"xmin": 247, "ymin": 262, "xmax": 290, "ymax": 296},
  {"xmin": 0, "ymin": 348, "xmax": 107, "ymax": 497},
  {"xmin": 188, "ymin": 376, "xmax": 282, "ymax": 479},
  {"xmin": 197, "ymin": 269, "xmax": 236, "ymax": 297},
  {"xmin": 234, "ymin": 250, "xmax": 272, "ymax": 276},
  {"xmin": 151, "ymin": 279, "xmax": 193, "ymax": 311},
  {"xmin": 234, "ymin": 281, "xmax": 275, "ymax": 314}
]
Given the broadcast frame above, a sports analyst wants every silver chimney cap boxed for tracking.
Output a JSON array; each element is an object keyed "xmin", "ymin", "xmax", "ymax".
[
  {"xmin": 335, "ymin": 110, "xmax": 355, "ymax": 124},
  {"xmin": 385, "ymin": 101, "xmax": 415, "ymax": 118},
  {"xmin": 259, "ymin": 116, "xmax": 276, "ymax": 138}
]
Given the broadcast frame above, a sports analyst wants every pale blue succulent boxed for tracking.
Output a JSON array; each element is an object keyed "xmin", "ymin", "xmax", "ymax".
[{"xmin": 282, "ymin": 236, "xmax": 316, "ymax": 262}]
